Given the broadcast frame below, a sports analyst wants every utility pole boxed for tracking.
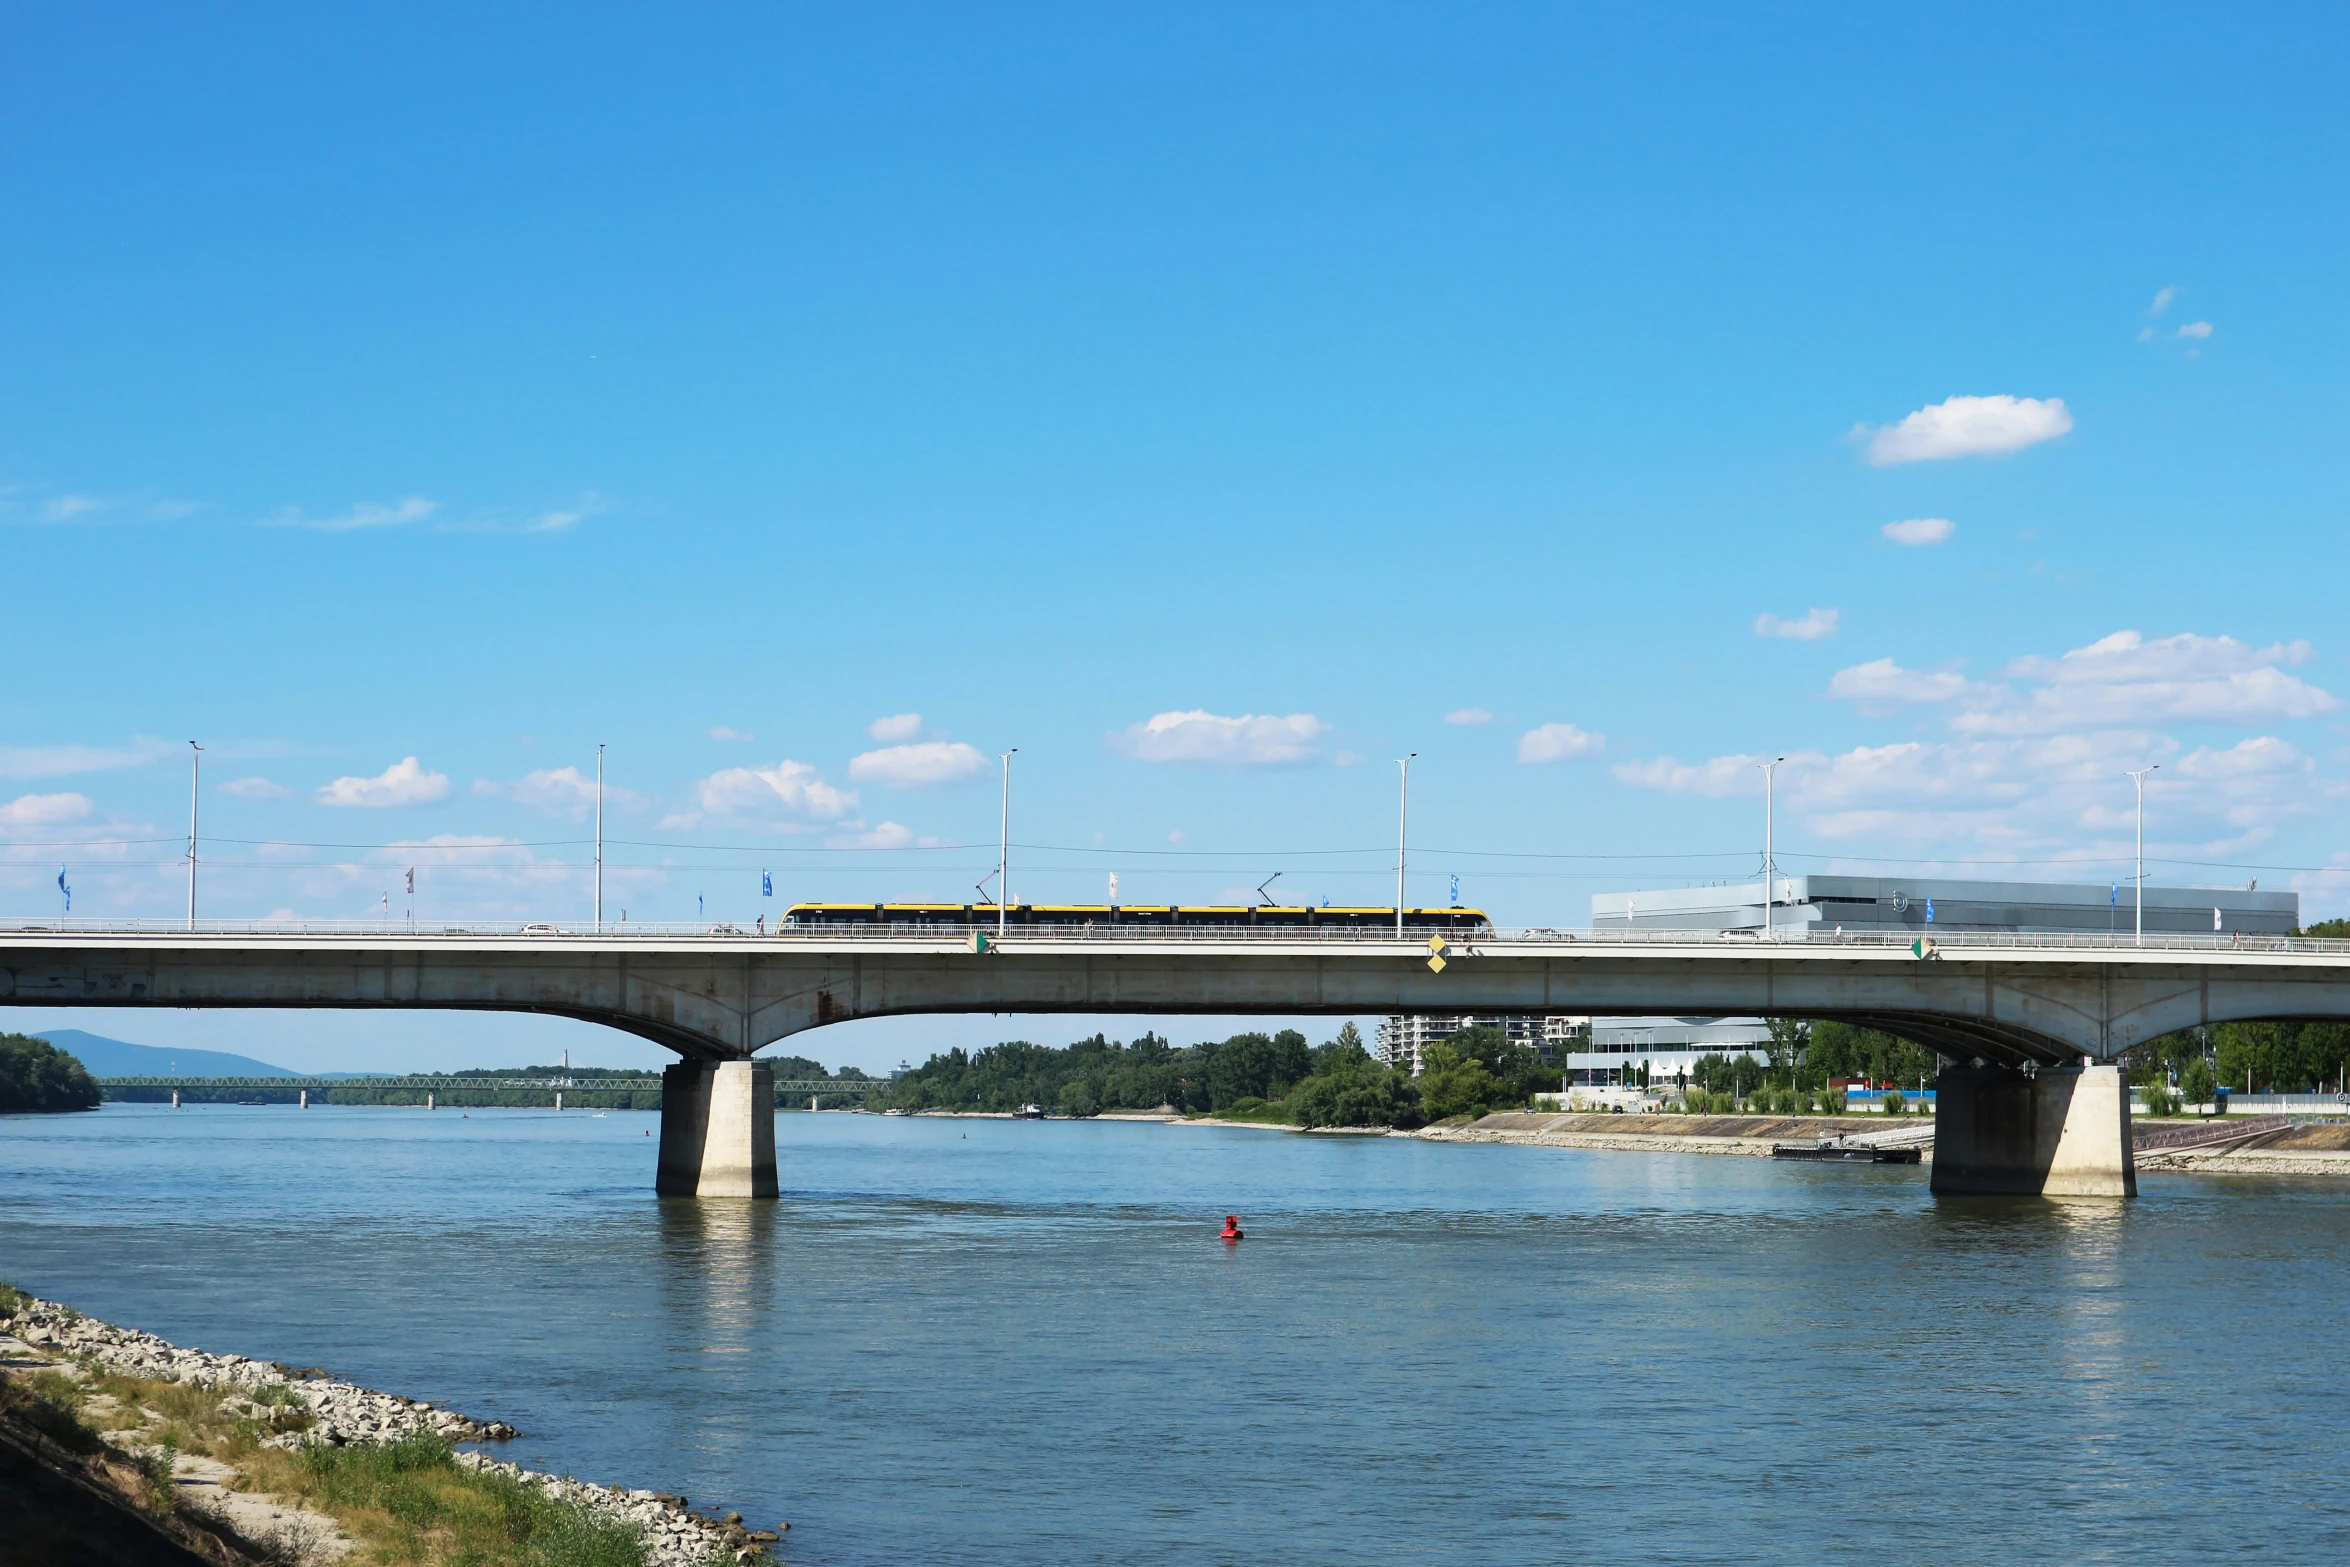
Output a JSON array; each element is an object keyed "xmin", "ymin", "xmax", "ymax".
[
  {"xmin": 1395, "ymin": 753, "xmax": 1416, "ymax": 937},
  {"xmin": 594, "ymin": 743, "xmax": 605, "ymax": 934},
  {"xmin": 1757, "ymin": 756, "xmax": 1784, "ymax": 941},
  {"xmin": 2126, "ymin": 765, "xmax": 2159, "ymax": 946},
  {"xmin": 998, "ymin": 749, "xmax": 1016, "ymax": 937},
  {"xmin": 186, "ymin": 741, "xmax": 202, "ymax": 930}
]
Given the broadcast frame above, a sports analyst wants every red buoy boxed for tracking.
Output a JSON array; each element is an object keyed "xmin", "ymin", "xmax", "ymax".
[{"xmin": 1220, "ymin": 1214, "xmax": 1245, "ymax": 1242}]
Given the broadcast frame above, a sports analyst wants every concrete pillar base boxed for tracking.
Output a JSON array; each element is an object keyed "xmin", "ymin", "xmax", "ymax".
[
  {"xmin": 1931, "ymin": 1063, "xmax": 2136, "ymax": 1197},
  {"xmin": 656, "ymin": 1060, "xmax": 778, "ymax": 1198}
]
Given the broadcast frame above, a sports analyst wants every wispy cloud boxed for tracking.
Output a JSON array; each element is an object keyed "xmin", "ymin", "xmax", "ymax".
[
  {"xmin": 1516, "ymin": 723, "xmax": 1605, "ymax": 763},
  {"xmin": 218, "ymin": 776, "xmax": 291, "ymax": 800},
  {"xmin": 825, "ymin": 821, "xmax": 944, "ymax": 850},
  {"xmin": 472, "ymin": 766, "xmax": 643, "ymax": 821},
  {"xmin": 2175, "ymin": 320, "xmax": 2213, "ymax": 340},
  {"xmin": 269, "ymin": 497, "xmax": 439, "ymax": 532},
  {"xmin": 1442, "ymin": 708, "xmax": 1495, "ymax": 727},
  {"xmin": 316, "ymin": 757, "xmax": 452, "ymax": 807},
  {"xmin": 707, "ymin": 726, "xmax": 755, "ymax": 742},
  {"xmin": 1881, "ymin": 517, "xmax": 1955, "ymax": 547},
  {"xmin": 0, "ymin": 738, "xmax": 176, "ymax": 780},
  {"xmin": 868, "ymin": 713, "xmax": 923, "ymax": 742},
  {"xmin": 1107, "ymin": 710, "xmax": 1331, "ymax": 766},
  {"xmin": 849, "ymin": 741, "xmax": 987, "ymax": 788},
  {"xmin": 1857, "ymin": 395, "xmax": 2072, "ymax": 466},
  {"xmin": 1754, "ymin": 608, "xmax": 1839, "ymax": 641},
  {"xmin": 42, "ymin": 493, "xmax": 108, "ymax": 522},
  {"xmin": 2149, "ymin": 286, "xmax": 2179, "ymax": 315}
]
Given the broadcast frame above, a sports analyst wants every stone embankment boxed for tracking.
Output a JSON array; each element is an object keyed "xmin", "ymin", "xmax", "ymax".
[
  {"xmin": 2, "ymin": 1293, "xmax": 768, "ymax": 1565},
  {"xmin": 1423, "ymin": 1110, "xmax": 1923, "ymax": 1159}
]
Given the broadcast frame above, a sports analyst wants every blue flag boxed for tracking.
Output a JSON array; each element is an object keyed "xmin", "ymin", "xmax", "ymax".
[
  {"xmin": 57, "ymin": 867, "xmax": 70, "ymax": 913},
  {"xmin": 1925, "ymin": 897, "xmax": 1935, "ymax": 924},
  {"xmin": 761, "ymin": 869, "xmax": 772, "ymax": 898},
  {"xmin": 1448, "ymin": 874, "xmax": 1460, "ymax": 905},
  {"xmin": 2110, "ymin": 883, "xmax": 2119, "ymax": 907}
]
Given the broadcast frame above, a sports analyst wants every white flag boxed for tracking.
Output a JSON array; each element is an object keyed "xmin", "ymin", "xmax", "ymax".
[
  {"xmin": 1108, "ymin": 873, "xmax": 1119, "ymax": 903},
  {"xmin": 2214, "ymin": 906, "xmax": 2222, "ymax": 931}
]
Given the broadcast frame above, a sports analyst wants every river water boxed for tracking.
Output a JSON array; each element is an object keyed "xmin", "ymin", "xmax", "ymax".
[{"xmin": 4, "ymin": 1104, "xmax": 2348, "ymax": 1564}]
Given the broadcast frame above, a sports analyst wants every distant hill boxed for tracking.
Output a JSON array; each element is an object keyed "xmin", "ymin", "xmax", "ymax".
[{"xmin": 34, "ymin": 1030, "xmax": 301, "ymax": 1079}]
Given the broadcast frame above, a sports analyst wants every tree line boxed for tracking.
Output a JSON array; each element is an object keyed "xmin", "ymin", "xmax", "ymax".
[{"xmin": 868, "ymin": 1023, "xmax": 1559, "ymax": 1127}]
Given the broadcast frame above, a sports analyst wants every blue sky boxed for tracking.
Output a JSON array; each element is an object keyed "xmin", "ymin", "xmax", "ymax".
[{"xmin": 5, "ymin": 5, "xmax": 2346, "ymax": 1071}]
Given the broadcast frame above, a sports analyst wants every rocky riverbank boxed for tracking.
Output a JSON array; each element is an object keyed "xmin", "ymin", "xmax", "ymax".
[{"xmin": 0, "ymin": 1291, "xmax": 776, "ymax": 1565}]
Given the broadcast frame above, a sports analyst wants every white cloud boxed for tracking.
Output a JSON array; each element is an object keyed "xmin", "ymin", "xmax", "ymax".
[
  {"xmin": 316, "ymin": 757, "xmax": 451, "ymax": 808},
  {"xmin": 1622, "ymin": 624, "xmax": 2345, "ymax": 856},
  {"xmin": 868, "ymin": 713, "xmax": 923, "ymax": 742},
  {"xmin": 826, "ymin": 821, "xmax": 938, "ymax": 850},
  {"xmin": 1517, "ymin": 723, "xmax": 1605, "ymax": 764},
  {"xmin": 1443, "ymin": 708, "xmax": 1495, "ymax": 727},
  {"xmin": 0, "ymin": 792, "xmax": 95, "ymax": 828},
  {"xmin": 849, "ymin": 741, "xmax": 987, "ymax": 788},
  {"xmin": 1882, "ymin": 517, "xmax": 1956, "ymax": 547},
  {"xmin": 218, "ymin": 776, "xmax": 290, "ymax": 800},
  {"xmin": 1858, "ymin": 395, "xmax": 2073, "ymax": 466},
  {"xmin": 1754, "ymin": 608, "xmax": 1840, "ymax": 641},
  {"xmin": 707, "ymin": 726, "xmax": 755, "ymax": 742},
  {"xmin": 1828, "ymin": 658, "xmax": 1975, "ymax": 710},
  {"xmin": 2176, "ymin": 321, "xmax": 2213, "ymax": 340},
  {"xmin": 1961, "ymin": 631, "xmax": 2336, "ymax": 734},
  {"xmin": 1107, "ymin": 710, "xmax": 1331, "ymax": 766},
  {"xmin": 269, "ymin": 496, "xmax": 438, "ymax": 531},
  {"xmin": 0, "ymin": 739, "xmax": 175, "ymax": 780},
  {"xmin": 677, "ymin": 760, "xmax": 857, "ymax": 828},
  {"xmin": 2150, "ymin": 286, "xmax": 2178, "ymax": 315}
]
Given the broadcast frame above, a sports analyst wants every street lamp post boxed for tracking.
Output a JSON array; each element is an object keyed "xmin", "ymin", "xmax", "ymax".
[
  {"xmin": 594, "ymin": 743, "xmax": 605, "ymax": 934},
  {"xmin": 186, "ymin": 741, "xmax": 202, "ymax": 930},
  {"xmin": 1395, "ymin": 753, "xmax": 1416, "ymax": 937},
  {"xmin": 998, "ymin": 749, "xmax": 1016, "ymax": 937},
  {"xmin": 2126, "ymin": 764, "xmax": 2159, "ymax": 946},
  {"xmin": 1757, "ymin": 755, "xmax": 1785, "ymax": 941}
]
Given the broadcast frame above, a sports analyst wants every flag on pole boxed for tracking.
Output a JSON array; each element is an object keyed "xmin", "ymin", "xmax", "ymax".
[
  {"xmin": 405, "ymin": 868, "xmax": 415, "ymax": 895},
  {"xmin": 57, "ymin": 867, "xmax": 70, "ymax": 913},
  {"xmin": 1107, "ymin": 872, "xmax": 1119, "ymax": 903},
  {"xmin": 1924, "ymin": 897, "xmax": 1935, "ymax": 924},
  {"xmin": 1449, "ymin": 873, "xmax": 1460, "ymax": 905},
  {"xmin": 2214, "ymin": 906, "xmax": 2223, "ymax": 931},
  {"xmin": 762, "ymin": 870, "xmax": 772, "ymax": 898},
  {"xmin": 2110, "ymin": 883, "xmax": 2118, "ymax": 907}
]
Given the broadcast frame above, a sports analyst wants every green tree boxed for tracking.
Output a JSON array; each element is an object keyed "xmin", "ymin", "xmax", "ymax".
[
  {"xmin": 0, "ymin": 1034, "xmax": 102, "ymax": 1113},
  {"xmin": 2178, "ymin": 1055, "xmax": 2217, "ymax": 1108},
  {"xmin": 1416, "ymin": 1038, "xmax": 1504, "ymax": 1122}
]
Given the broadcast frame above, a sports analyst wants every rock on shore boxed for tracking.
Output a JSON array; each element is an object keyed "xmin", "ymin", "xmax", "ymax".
[{"xmin": 1, "ymin": 1294, "xmax": 761, "ymax": 1566}]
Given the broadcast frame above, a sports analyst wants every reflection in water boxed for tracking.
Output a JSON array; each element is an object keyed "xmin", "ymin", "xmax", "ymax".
[{"xmin": 658, "ymin": 1198, "xmax": 777, "ymax": 1361}]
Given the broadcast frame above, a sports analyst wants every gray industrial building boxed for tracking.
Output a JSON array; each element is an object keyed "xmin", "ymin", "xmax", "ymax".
[{"xmin": 1590, "ymin": 874, "xmax": 2298, "ymax": 938}]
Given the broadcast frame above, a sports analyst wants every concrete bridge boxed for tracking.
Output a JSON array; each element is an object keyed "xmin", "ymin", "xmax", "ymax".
[{"xmin": 11, "ymin": 920, "xmax": 2350, "ymax": 1200}]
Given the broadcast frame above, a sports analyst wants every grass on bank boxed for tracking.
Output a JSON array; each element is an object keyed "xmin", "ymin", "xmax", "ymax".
[{"xmin": 3, "ymin": 1344, "xmax": 723, "ymax": 1567}]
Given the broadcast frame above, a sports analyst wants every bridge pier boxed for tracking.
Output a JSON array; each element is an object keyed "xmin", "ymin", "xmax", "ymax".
[
  {"xmin": 656, "ymin": 1060, "xmax": 778, "ymax": 1199},
  {"xmin": 1930, "ymin": 1063, "xmax": 2136, "ymax": 1197}
]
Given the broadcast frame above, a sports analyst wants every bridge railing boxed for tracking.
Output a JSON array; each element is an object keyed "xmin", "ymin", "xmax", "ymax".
[
  {"xmin": 7, "ymin": 916, "xmax": 2349, "ymax": 956},
  {"xmin": 96, "ymin": 1075, "xmax": 880, "ymax": 1094}
]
